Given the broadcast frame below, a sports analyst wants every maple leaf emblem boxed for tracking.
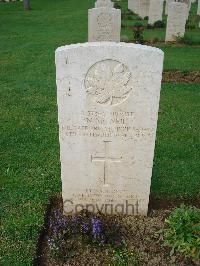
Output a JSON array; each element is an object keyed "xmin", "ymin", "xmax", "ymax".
[{"xmin": 85, "ymin": 60, "xmax": 132, "ymax": 106}]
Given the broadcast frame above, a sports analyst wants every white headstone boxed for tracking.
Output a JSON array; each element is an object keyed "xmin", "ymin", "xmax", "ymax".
[
  {"xmin": 138, "ymin": 0, "xmax": 150, "ymax": 18},
  {"xmin": 165, "ymin": 0, "xmax": 175, "ymax": 15},
  {"xmin": 198, "ymin": 0, "xmax": 200, "ymax": 15},
  {"xmin": 148, "ymin": 0, "xmax": 164, "ymax": 25},
  {"xmin": 128, "ymin": 0, "xmax": 140, "ymax": 14},
  {"xmin": 88, "ymin": 8, "xmax": 121, "ymax": 42},
  {"xmin": 56, "ymin": 42, "xmax": 164, "ymax": 216},
  {"xmin": 180, "ymin": 0, "xmax": 192, "ymax": 19},
  {"xmin": 165, "ymin": 2, "xmax": 187, "ymax": 42},
  {"xmin": 95, "ymin": 0, "xmax": 114, "ymax": 8}
]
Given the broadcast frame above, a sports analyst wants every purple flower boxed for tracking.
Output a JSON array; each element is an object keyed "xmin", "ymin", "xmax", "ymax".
[
  {"xmin": 91, "ymin": 218, "xmax": 102, "ymax": 238},
  {"xmin": 49, "ymin": 209, "xmax": 68, "ymax": 237},
  {"xmin": 81, "ymin": 222, "xmax": 89, "ymax": 234}
]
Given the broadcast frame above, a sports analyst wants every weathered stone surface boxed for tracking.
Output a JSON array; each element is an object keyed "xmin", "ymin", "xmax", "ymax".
[
  {"xmin": 138, "ymin": 0, "xmax": 150, "ymax": 19},
  {"xmin": 148, "ymin": 0, "xmax": 164, "ymax": 25},
  {"xmin": 165, "ymin": 2, "xmax": 187, "ymax": 42},
  {"xmin": 198, "ymin": 0, "xmax": 200, "ymax": 15},
  {"xmin": 165, "ymin": 0, "xmax": 175, "ymax": 15},
  {"xmin": 88, "ymin": 8, "xmax": 121, "ymax": 42},
  {"xmin": 128, "ymin": 0, "xmax": 140, "ymax": 14},
  {"xmin": 95, "ymin": 0, "xmax": 114, "ymax": 8},
  {"xmin": 56, "ymin": 42, "xmax": 164, "ymax": 216}
]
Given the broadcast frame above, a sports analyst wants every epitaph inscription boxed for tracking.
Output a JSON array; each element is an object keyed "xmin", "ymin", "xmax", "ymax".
[
  {"xmin": 85, "ymin": 60, "xmax": 132, "ymax": 106},
  {"xmin": 96, "ymin": 13, "xmax": 113, "ymax": 41}
]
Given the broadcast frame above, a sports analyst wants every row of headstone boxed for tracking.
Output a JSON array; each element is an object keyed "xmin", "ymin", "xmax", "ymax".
[
  {"xmin": 128, "ymin": 0, "xmax": 196, "ymax": 23},
  {"xmin": 56, "ymin": 0, "xmax": 164, "ymax": 216},
  {"xmin": 129, "ymin": 0, "xmax": 199, "ymax": 42}
]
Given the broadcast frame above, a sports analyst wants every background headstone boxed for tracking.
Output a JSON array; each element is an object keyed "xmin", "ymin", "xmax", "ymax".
[
  {"xmin": 165, "ymin": 2, "xmax": 187, "ymax": 42},
  {"xmin": 138, "ymin": 0, "xmax": 150, "ymax": 18},
  {"xmin": 148, "ymin": 0, "xmax": 164, "ymax": 25},
  {"xmin": 88, "ymin": 8, "xmax": 121, "ymax": 42},
  {"xmin": 128, "ymin": 0, "xmax": 140, "ymax": 14},
  {"xmin": 95, "ymin": 0, "xmax": 114, "ymax": 8},
  {"xmin": 198, "ymin": 0, "xmax": 200, "ymax": 15},
  {"xmin": 56, "ymin": 42, "xmax": 164, "ymax": 216}
]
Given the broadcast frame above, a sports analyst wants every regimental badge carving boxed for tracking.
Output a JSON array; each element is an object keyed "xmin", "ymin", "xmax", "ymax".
[
  {"xmin": 85, "ymin": 60, "xmax": 132, "ymax": 106},
  {"xmin": 97, "ymin": 13, "xmax": 112, "ymax": 28}
]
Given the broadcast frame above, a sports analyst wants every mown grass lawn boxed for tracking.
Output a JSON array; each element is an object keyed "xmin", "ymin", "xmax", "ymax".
[{"xmin": 0, "ymin": 0, "xmax": 200, "ymax": 264}]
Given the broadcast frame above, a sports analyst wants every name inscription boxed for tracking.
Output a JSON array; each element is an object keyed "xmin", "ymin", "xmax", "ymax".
[{"xmin": 61, "ymin": 110, "xmax": 154, "ymax": 139}]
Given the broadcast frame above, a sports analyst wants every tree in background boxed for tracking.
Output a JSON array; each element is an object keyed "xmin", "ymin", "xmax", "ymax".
[{"xmin": 23, "ymin": 0, "xmax": 30, "ymax": 11}]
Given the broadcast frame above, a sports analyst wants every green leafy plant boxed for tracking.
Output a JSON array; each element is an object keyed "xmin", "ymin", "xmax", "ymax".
[
  {"xmin": 181, "ymin": 70, "xmax": 189, "ymax": 76},
  {"xmin": 110, "ymin": 245, "xmax": 139, "ymax": 266},
  {"xmin": 163, "ymin": 205, "xmax": 200, "ymax": 260}
]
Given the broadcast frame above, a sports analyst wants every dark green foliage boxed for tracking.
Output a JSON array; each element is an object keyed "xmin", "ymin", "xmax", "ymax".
[
  {"xmin": 176, "ymin": 35, "xmax": 200, "ymax": 45},
  {"xmin": 132, "ymin": 23, "xmax": 144, "ymax": 43},
  {"xmin": 147, "ymin": 23, "xmax": 154, "ymax": 29},
  {"xmin": 114, "ymin": 2, "xmax": 121, "ymax": 9},
  {"xmin": 154, "ymin": 20, "xmax": 165, "ymax": 28},
  {"xmin": 163, "ymin": 205, "xmax": 200, "ymax": 259}
]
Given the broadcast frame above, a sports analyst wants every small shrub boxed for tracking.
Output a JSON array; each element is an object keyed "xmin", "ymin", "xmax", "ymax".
[
  {"xmin": 163, "ymin": 205, "xmax": 200, "ymax": 260},
  {"xmin": 132, "ymin": 22, "xmax": 145, "ymax": 44},
  {"xmin": 154, "ymin": 20, "xmax": 165, "ymax": 28},
  {"xmin": 144, "ymin": 16, "xmax": 148, "ymax": 20},
  {"xmin": 181, "ymin": 70, "xmax": 189, "ymax": 76}
]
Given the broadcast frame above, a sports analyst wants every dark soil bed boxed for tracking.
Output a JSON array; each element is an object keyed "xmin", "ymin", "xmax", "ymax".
[
  {"xmin": 34, "ymin": 196, "xmax": 199, "ymax": 266},
  {"xmin": 162, "ymin": 70, "xmax": 200, "ymax": 83}
]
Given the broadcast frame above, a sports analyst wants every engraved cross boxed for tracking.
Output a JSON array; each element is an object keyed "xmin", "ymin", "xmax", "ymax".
[{"xmin": 91, "ymin": 141, "xmax": 122, "ymax": 185}]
